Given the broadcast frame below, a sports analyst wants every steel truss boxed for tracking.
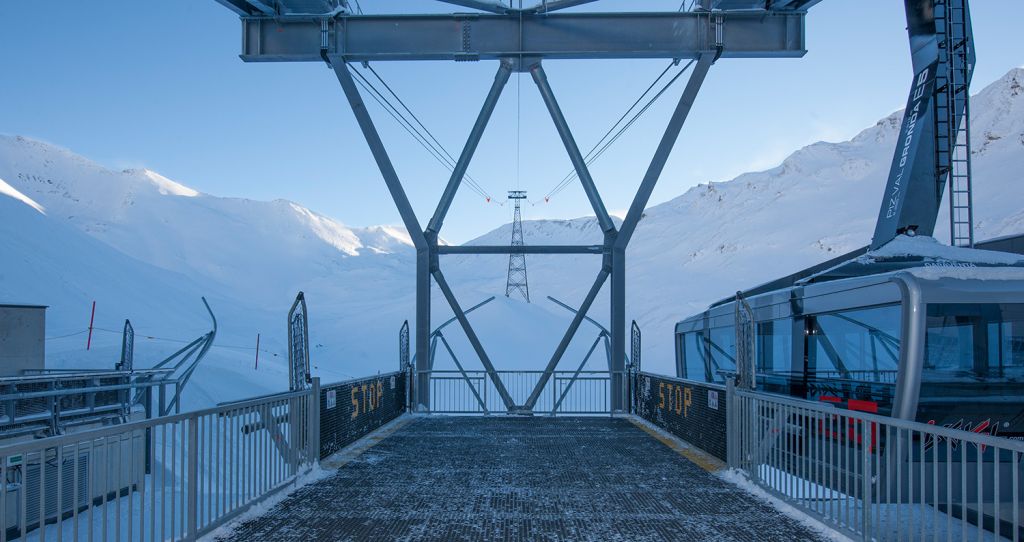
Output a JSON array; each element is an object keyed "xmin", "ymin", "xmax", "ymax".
[
  {"xmin": 216, "ymin": 2, "xmax": 808, "ymax": 413},
  {"xmin": 330, "ymin": 52, "xmax": 714, "ymax": 413}
]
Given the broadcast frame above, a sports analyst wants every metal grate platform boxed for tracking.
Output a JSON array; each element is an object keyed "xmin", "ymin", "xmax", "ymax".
[{"xmin": 218, "ymin": 417, "xmax": 827, "ymax": 541}]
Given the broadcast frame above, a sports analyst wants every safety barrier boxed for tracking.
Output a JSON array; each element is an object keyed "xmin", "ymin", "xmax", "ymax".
[
  {"xmin": 633, "ymin": 372, "xmax": 728, "ymax": 461},
  {"xmin": 426, "ymin": 370, "xmax": 615, "ymax": 415},
  {"xmin": 729, "ymin": 387, "xmax": 1024, "ymax": 541},
  {"xmin": 0, "ymin": 386, "xmax": 316, "ymax": 541},
  {"xmin": 318, "ymin": 371, "xmax": 406, "ymax": 459}
]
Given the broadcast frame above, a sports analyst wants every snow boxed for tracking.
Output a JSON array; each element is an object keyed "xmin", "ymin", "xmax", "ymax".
[
  {"xmin": 199, "ymin": 465, "xmax": 335, "ymax": 541},
  {"xmin": 0, "ymin": 175, "xmax": 45, "ymax": 213},
  {"xmin": 135, "ymin": 169, "xmax": 200, "ymax": 198},
  {"xmin": 3, "ymin": 68, "xmax": 1024, "ymax": 407},
  {"xmin": 718, "ymin": 469, "xmax": 853, "ymax": 542},
  {"xmin": 907, "ymin": 266, "xmax": 1024, "ymax": 281},
  {"xmin": 721, "ymin": 468, "xmax": 1005, "ymax": 542},
  {"xmin": 864, "ymin": 235, "xmax": 1024, "ymax": 265}
]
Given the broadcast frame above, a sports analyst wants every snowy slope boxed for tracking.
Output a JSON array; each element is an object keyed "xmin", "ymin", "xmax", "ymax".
[
  {"xmin": 2, "ymin": 68, "xmax": 1023, "ymax": 401},
  {"xmin": 449, "ymin": 68, "xmax": 1024, "ymax": 374}
]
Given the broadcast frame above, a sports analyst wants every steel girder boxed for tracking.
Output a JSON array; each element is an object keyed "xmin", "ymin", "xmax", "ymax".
[
  {"xmin": 437, "ymin": 245, "xmax": 603, "ymax": 255},
  {"xmin": 239, "ymin": 11, "xmax": 805, "ymax": 62}
]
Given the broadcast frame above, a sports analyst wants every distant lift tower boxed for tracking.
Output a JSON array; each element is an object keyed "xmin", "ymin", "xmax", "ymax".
[{"xmin": 505, "ymin": 191, "xmax": 530, "ymax": 302}]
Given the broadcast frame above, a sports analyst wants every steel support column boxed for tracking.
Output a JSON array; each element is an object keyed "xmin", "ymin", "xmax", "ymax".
[
  {"xmin": 416, "ymin": 249, "xmax": 431, "ymax": 410},
  {"xmin": 609, "ymin": 247, "xmax": 626, "ymax": 411},
  {"xmin": 608, "ymin": 52, "xmax": 714, "ymax": 411},
  {"xmin": 530, "ymin": 62, "xmax": 616, "ymax": 234}
]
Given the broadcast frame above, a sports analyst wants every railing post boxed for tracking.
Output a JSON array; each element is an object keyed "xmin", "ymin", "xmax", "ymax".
[
  {"xmin": 749, "ymin": 393, "xmax": 760, "ymax": 480},
  {"xmin": 726, "ymin": 378, "xmax": 737, "ymax": 469},
  {"xmin": 308, "ymin": 377, "xmax": 320, "ymax": 465},
  {"xmin": 144, "ymin": 386, "xmax": 153, "ymax": 474},
  {"xmin": 187, "ymin": 415, "xmax": 199, "ymax": 541},
  {"xmin": 861, "ymin": 418, "xmax": 872, "ymax": 537}
]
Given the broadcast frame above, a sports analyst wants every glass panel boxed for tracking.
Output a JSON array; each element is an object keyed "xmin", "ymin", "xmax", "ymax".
[
  {"xmin": 808, "ymin": 305, "xmax": 901, "ymax": 384},
  {"xmin": 756, "ymin": 319, "xmax": 795, "ymax": 395},
  {"xmin": 707, "ymin": 326, "xmax": 736, "ymax": 383},
  {"xmin": 924, "ymin": 303, "xmax": 1024, "ymax": 380},
  {"xmin": 756, "ymin": 319, "xmax": 793, "ymax": 374},
  {"xmin": 921, "ymin": 304, "xmax": 1024, "ymax": 437},
  {"xmin": 682, "ymin": 332, "xmax": 708, "ymax": 382}
]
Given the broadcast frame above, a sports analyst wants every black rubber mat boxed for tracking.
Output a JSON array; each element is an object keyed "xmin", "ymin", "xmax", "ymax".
[{"xmin": 218, "ymin": 416, "xmax": 827, "ymax": 541}]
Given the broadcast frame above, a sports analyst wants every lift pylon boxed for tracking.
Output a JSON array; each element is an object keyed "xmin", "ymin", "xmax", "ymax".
[
  {"xmin": 505, "ymin": 191, "xmax": 530, "ymax": 302},
  {"xmin": 213, "ymin": 1, "xmax": 813, "ymax": 412},
  {"xmin": 870, "ymin": 0, "xmax": 975, "ymax": 249}
]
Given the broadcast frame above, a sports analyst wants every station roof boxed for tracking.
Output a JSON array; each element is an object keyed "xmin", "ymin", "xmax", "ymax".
[
  {"xmin": 0, "ymin": 304, "xmax": 48, "ymax": 309},
  {"xmin": 215, "ymin": 0, "xmax": 822, "ymax": 17}
]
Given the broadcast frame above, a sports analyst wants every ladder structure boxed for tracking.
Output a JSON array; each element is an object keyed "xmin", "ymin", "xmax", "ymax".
[
  {"xmin": 505, "ymin": 190, "xmax": 530, "ymax": 302},
  {"xmin": 935, "ymin": 0, "xmax": 975, "ymax": 247}
]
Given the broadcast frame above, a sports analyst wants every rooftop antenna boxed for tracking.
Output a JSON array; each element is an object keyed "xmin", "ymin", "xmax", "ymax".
[{"xmin": 505, "ymin": 190, "xmax": 530, "ymax": 302}]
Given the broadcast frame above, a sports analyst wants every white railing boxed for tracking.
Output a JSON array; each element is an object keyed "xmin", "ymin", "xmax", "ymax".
[
  {"xmin": 728, "ymin": 387, "xmax": 1024, "ymax": 541},
  {"xmin": 426, "ymin": 370, "xmax": 615, "ymax": 415},
  {"xmin": 0, "ymin": 383, "xmax": 319, "ymax": 541}
]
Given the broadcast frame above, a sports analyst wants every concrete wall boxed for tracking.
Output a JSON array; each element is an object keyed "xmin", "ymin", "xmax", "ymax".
[{"xmin": 0, "ymin": 305, "xmax": 45, "ymax": 377}]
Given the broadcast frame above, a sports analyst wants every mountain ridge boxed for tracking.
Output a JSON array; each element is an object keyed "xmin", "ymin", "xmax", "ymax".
[{"xmin": 2, "ymin": 68, "xmax": 1023, "ymax": 404}]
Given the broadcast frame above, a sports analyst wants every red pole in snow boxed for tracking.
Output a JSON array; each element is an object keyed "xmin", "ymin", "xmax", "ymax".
[
  {"xmin": 86, "ymin": 301, "xmax": 96, "ymax": 350},
  {"xmin": 254, "ymin": 333, "xmax": 260, "ymax": 370}
]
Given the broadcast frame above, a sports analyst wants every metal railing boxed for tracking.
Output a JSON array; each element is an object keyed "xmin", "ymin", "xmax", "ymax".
[
  {"xmin": 0, "ymin": 382, "xmax": 318, "ymax": 541},
  {"xmin": 728, "ymin": 386, "xmax": 1024, "ymax": 541},
  {"xmin": 0, "ymin": 371, "xmax": 177, "ymax": 440},
  {"xmin": 426, "ymin": 370, "xmax": 615, "ymax": 415}
]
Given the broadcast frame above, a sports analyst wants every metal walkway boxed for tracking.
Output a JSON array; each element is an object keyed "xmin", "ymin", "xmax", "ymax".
[{"xmin": 217, "ymin": 417, "xmax": 826, "ymax": 541}]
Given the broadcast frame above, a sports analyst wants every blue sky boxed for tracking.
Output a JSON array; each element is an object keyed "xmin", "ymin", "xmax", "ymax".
[{"xmin": 1, "ymin": 1, "xmax": 1020, "ymax": 244}]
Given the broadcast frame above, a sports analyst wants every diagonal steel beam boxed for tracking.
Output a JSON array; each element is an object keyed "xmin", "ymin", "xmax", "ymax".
[
  {"xmin": 530, "ymin": 62, "xmax": 616, "ymax": 234},
  {"xmin": 547, "ymin": 295, "xmax": 609, "ymax": 336},
  {"xmin": 428, "ymin": 60, "xmax": 513, "ymax": 235},
  {"xmin": 527, "ymin": 0, "xmax": 602, "ymax": 13},
  {"xmin": 434, "ymin": 0, "xmax": 513, "ymax": 14},
  {"xmin": 428, "ymin": 335, "xmax": 439, "ymax": 371},
  {"xmin": 438, "ymin": 332, "xmax": 488, "ymax": 413},
  {"xmin": 602, "ymin": 333, "xmax": 612, "ymax": 372},
  {"xmin": 522, "ymin": 267, "xmax": 609, "ymax": 411},
  {"xmin": 332, "ymin": 60, "xmax": 427, "ymax": 250},
  {"xmin": 551, "ymin": 333, "xmax": 604, "ymax": 414},
  {"xmin": 615, "ymin": 51, "xmax": 714, "ymax": 249},
  {"xmin": 433, "ymin": 296, "xmax": 496, "ymax": 335},
  {"xmin": 432, "ymin": 268, "xmax": 516, "ymax": 410}
]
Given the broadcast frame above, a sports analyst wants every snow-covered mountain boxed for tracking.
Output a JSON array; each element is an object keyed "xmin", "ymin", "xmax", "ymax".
[
  {"xmin": 449, "ymin": 67, "xmax": 1024, "ymax": 372},
  {"xmin": 2, "ymin": 68, "xmax": 1023, "ymax": 403}
]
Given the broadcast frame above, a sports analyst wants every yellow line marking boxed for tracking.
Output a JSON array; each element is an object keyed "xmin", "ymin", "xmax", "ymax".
[
  {"xmin": 320, "ymin": 415, "xmax": 416, "ymax": 470},
  {"xmin": 629, "ymin": 417, "xmax": 725, "ymax": 473}
]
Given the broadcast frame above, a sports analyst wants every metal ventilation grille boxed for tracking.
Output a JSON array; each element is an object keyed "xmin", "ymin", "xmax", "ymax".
[{"xmin": 22, "ymin": 450, "xmax": 90, "ymax": 529}]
